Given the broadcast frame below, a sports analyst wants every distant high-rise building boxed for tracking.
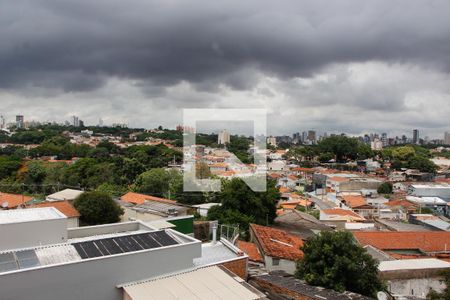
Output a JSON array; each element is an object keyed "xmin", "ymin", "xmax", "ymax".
[
  {"xmin": 98, "ymin": 118, "xmax": 104, "ymax": 127},
  {"xmin": 413, "ymin": 129, "xmax": 419, "ymax": 144},
  {"xmin": 371, "ymin": 138, "xmax": 383, "ymax": 150},
  {"xmin": 16, "ymin": 115, "xmax": 24, "ymax": 129},
  {"xmin": 307, "ymin": 130, "xmax": 316, "ymax": 143},
  {"xmin": 445, "ymin": 132, "xmax": 450, "ymax": 145},
  {"xmin": 0, "ymin": 115, "xmax": 5, "ymax": 129},
  {"xmin": 267, "ymin": 136, "xmax": 277, "ymax": 147},
  {"xmin": 381, "ymin": 133, "xmax": 388, "ymax": 147},
  {"xmin": 79, "ymin": 120, "xmax": 84, "ymax": 127},
  {"xmin": 72, "ymin": 115, "xmax": 79, "ymax": 127},
  {"xmin": 218, "ymin": 129, "xmax": 230, "ymax": 145},
  {"xmin": 301, "ymin": 131, "xmax": 307, "ymax": 143}
]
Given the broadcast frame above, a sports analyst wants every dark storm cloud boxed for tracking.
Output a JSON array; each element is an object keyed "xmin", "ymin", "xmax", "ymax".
[{"xmin": 1, "ymin": 0, "xmax": 450, "ymax": 92}]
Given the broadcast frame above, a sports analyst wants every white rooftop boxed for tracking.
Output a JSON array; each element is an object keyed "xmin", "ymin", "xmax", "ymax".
[
  {"xmin": 406, "ymin": 196, "xmax": 447, "ymax": 204},
  {"xmin": 0, "ymin": 207, "xmax": 66, "ymax": 225},
  {"xmin": 411, "ymin": 184, "xmax": 450, "ymax": 189},
  {"xmin": 46, "ymin": 189, "xmax": 84, "ymax": 201},
  {"xmin": 379, "ymin": 258, "xmax": 450, "ymax": 272},
  {"xmin": 193, "ymin": 240, "xmax": 243, "ymax": 267}
]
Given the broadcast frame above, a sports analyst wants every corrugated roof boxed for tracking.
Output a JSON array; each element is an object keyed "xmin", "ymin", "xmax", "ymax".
[
  {"xmin": 123, "ymin": 266, "xmax": 261, "ymax": 300},
  {"xmin": 46, "ymin": 189, "xmax": 83, "ymax": 202},
  {"xmin": 379, "ymin": 258, "xmax": 450, "ymax": 272}
]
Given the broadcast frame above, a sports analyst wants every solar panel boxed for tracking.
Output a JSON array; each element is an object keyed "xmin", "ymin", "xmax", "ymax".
[
  {"xmin": 72, "ymin": 243, "xmax": 89, "ymax": 259},
  {"xmin": 72, "ymin": 231, "xmax": 179, "ymax": 259},
  {"xmin": 80, "ymin": 241, "xmax": 103, "ymax": 258},
  {"xmin": 100, "ymin": 238, "xmax": 123, "ymax": 255},
  {"xmin": 137, "ymin": 233, "xmax": 160, "ymax": 248},
  {"xmin": 93, "ymin": 240, "xmax": 111, "ymax": 256},
  {"xmin": 151, "ymin": 231, "xmax": 178, "ymax": 246}
]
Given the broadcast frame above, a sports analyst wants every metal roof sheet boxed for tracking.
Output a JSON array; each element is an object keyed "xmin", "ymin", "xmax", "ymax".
[{"xmin": 123, "ymin": 266, "xmax": 260, "ymax": 300}]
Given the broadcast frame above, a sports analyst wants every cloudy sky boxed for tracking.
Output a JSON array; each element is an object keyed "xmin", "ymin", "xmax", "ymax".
[{"xmin": 1, "ymin": 0, "xmax": 449, "ymax": 138}]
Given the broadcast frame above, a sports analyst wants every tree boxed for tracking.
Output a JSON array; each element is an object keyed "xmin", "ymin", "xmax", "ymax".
[
  {"xmin": 206, "ymin": 178, "xmax": 279, "ymax": 238},
  {"xmin": 74, "ymin": 191, "xmax": 124, "ymax": 225},
  {"xmin": 133, "ymin": 168, "xmax": 180, "ymax": 199},
  {"xmin": 296, "ymin": 231, "xmax": 384, "ymax": 297},
  {"xmin": 377, "ymin": 182, "xmax": 393, "ymax": 194},
  {"xmin": 318, "ymin": 136, "xmax": 360, "ymax": 162}
]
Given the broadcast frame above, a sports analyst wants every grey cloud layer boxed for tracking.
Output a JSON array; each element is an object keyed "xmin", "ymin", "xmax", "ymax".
[
  {"xmin": 0, "ymin": 0, "xmax": 449, "ymax": 137},
  {"xmin": 1, "ymin": 0, "xmax": 450, "ymax": 91}
]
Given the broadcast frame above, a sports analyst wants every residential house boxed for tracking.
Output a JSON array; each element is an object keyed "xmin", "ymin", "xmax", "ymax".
[
  {"xmin": 29, "ymin": 201, "xmax": 80, "ymax": 227},
  {"xmin": 0, "ymin": 192, "xmax": 33, "ymax": 209},
  {"xmin": 119, "ymin": 192, "xmax": 191, "ymax": 222},
  {"xmin": 379, "ymin": 258, "xmax": 450, "ymax": 298},
  {"xmin": 274, "ymin": 209, "xmax": 332, "ymax": 239},
  {"xmin": 353, "ymin": 231, "xmax": 450, "ymax": 260},
  {"xmin": 0, "ymin": 208, "xmax": 249, "ymax": 300},
  {"xmin": 250, "ymin": 272, "xmax": 372, "ymax": 300},
  {"xmin": 249, "ymin": 224, "xmax": 304, "ymax": 274},
  {"xmin": 320, "ymin": 208, "xmax": 366, "ymax": 229}
]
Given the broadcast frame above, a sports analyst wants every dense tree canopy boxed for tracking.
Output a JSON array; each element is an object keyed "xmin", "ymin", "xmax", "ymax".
[
  {"xmin": 296, "ymin": 231, "xmax": 384, "ymax": 297},
  {"xmin": 74, "ymin": 191, "xmax": 124, "ymax": 225},
  {"xmin": 207, "ymin": 178, "xmax": 279, "ymax": 236}
]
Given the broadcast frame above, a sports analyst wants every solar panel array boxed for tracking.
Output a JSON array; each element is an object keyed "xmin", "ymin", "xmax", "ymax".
[
  {"xmin": 0, "ymin": 250, "xmax": 40, "ymax": 273},
  {"xmin": 72, "ymin": 231, "xmax": 178, "ymax": 259}
]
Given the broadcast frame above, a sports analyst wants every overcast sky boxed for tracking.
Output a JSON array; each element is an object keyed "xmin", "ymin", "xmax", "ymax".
[{"xmin": 0, "ymin": 0, "xmax": 449, "ymax": 138}]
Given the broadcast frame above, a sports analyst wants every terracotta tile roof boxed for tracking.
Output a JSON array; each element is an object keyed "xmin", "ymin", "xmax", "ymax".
[
  {"xmin": 250, "ymin": 223, "xmax": 304, "ymax": 261},
  {"xmin": 30, "ymin": 201, "xmax": 80, "ymax": 218},
  {"xmin": 291, "ymin": 167, "xmax": 314, "ymax": 172},
  {"xmin": 353, "ymin": 231, "xmax": 450, "ymax": 253},
  {"xmin": 279, "ymin": 187, "xmax": 292, "ymax": 193},
  {"xmin": 385, "ymin": 200, "xmax": 417, "ymax": 208},
  {"xmin": 0, "ymin": 192, "xmax": 33, "ymax": 209},
  {"xmin": 328, "ymin": 176, "xmax": 350, "ymax": 182},
  {"xmin": 268, "ymin": 173, "xmax": 282, "ymax": 179},
  {"xmin": 121, "ymin": 192, "xmax": 176, "ymax": 205},
  {"xmin": 322, "ymin": 208, "xmax": 364, "ymax": 219},
  {"xmin": 236, "ymin": 240, "xmax": 264, "ymax": 262},
  {"xmin": 287, "ymin": 175, "xmax": 298, "ymax": 181},
  {"xmin": 341, "ymin": 195, "xmax": 367, "ymax": 208}
]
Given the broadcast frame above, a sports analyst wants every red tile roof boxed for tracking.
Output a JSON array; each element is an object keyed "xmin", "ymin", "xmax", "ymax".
[
  {"xmin": 322, "ymin": 208, "xmax": 365, "ymax": 220},
  {"xmin": 237, "ymin": 240, "xmax": 264, "ymax": 262},
  {"xmin": 0, "ymin": 192, "xmax": 33, "ymax": 209},
  {"xmin": 328, "ymin": 176, "xmax": 350, "ymax": 182},
  {"xmin": 353, "ymin": 232, "xmax": 450, "ymax": 253},
  {"xmin": 385, "ymin": 200, "xmax": 417, "ymax": 208},
  {"xmin": 30, "ymin": 201, "xmax": 80, "ymax": 218},
  {"xmin": 121, "ymin": 192, "xmax": 176, "ymax": 205},
  {"xmin": 341, "ymin": 195, "xmax": 367, "ymax": 208},
  {"xmin": 250, "ymin": 224, "xmax": 304, "ymax": 261}
]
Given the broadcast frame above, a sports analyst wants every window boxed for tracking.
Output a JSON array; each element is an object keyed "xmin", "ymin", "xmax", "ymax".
[{"xmin": 272, "ymin": 258, "xmax": 280, "ymax": 266}]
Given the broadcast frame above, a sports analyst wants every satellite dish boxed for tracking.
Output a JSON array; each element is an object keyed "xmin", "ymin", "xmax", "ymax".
[
  {"xmin": 377, "ymin": 291, "xmax": 388, "ymax": 300},
  {"xmin": 2, "ymin": 201, "xmax": 9, "ymax": 209}
]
